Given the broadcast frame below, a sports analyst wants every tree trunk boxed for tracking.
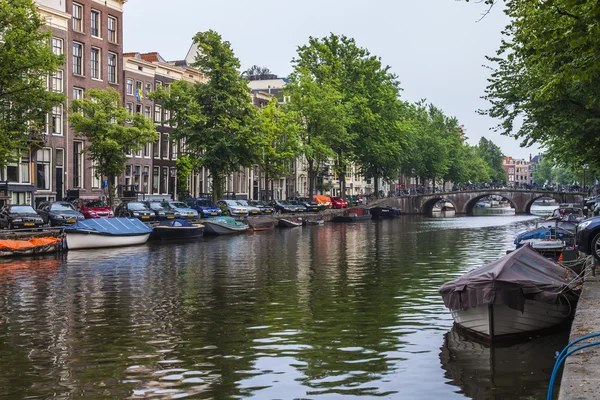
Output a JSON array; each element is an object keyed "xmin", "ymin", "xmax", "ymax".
[
  {"xmin": 308, "ymin": 159, "xmax": 315, "ymax": 200},
  {"xmin": 374, "ymin": 176, "xmax": 380, "ymax": 198},
  {"xmin": 264, "ymin": 170, "xmax": 269, "ymax": 200},
  {"xmin": 210, "ymin": 169, "xmax": 222, "ymax": 204},
  {"xmin": 107, "ymin": 175, "xmax": 115, "ymax": 209}
]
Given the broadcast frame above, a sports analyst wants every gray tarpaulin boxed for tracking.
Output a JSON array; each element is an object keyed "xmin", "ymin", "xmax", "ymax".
[{"xmin": 439, "ymin": 245, "xmax": 577, "ymax": 312}]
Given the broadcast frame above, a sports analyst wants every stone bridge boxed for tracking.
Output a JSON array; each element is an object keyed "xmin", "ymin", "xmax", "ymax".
[{"xmin": 371, "ymin": 190, "xmax": 585, "ymax": 215}]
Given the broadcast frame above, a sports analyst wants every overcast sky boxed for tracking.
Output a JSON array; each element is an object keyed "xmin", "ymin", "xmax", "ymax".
[{"xmin": 123, "ymin": 0, "xmax": 541, "ymax": 160}]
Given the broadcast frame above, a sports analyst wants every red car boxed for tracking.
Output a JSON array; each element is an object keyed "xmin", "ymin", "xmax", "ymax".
[
  {"xmin": 330, "ymin": 196, "xmax": 348, "ymax": 209},
  {"xmin": 72, "ymin": 198, "xmax": 114, "ymax": 219}
]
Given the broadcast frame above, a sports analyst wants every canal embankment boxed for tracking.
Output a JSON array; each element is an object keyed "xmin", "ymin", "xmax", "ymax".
[{"xmin": 558, "ymin": 262, "xmax": 600, "ymax": 400}]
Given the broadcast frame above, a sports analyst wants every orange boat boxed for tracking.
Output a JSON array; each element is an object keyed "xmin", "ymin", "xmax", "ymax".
[{"xmin": 0, "ymin": 237, "xmax": 64, "ymax": 257}]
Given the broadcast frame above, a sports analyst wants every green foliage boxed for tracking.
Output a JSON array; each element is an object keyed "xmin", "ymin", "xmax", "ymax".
[
  {"xmin": 151, "ymin": 30, "xmax": 258, "ymax": 203},
  {"xmin": 533, "ymin": 156, "xmax": 554, "ymax": 185},
  {"xmin": 0, "ymin": 0, "xmax": 64, "ymax": 167},
  {"xmin": 69, "ymin": 88, "xmax": 158, "ymax": 206},
  {"xmin": 176, "ymin": 156, "xmax": 195, "ymax": 199},
  {"xmin": 482, "ymin": 0, "xmax": 600, "ymax": 170},
  {"xmin": 288, "ymin": 33, "xmax": 408, "ymax": 196},
  {"xmin": 256, "ymin": 98, "xmax": 301, "ymax": 185},
  {"xmin": 476, "ymin": 137, "xmax": 506, "ymax": 182}
]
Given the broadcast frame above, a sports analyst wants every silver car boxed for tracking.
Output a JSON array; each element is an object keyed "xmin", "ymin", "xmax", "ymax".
[
  {"xmin": 218, "ymin": 200, "xmax": 248, "ymax": 216},
  {"xmin": 236, "ymin": 200, "xmax": 261, "ymax": 216}
]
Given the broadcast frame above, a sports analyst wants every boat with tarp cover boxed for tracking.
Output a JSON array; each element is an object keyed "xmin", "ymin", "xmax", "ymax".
[
  {"xmin": 0, "ymin": 236, "xmax": 64, "ymax": 257},
  {"xmin": 202, "ymin": 216, "xmax": 249, "ymax": 235},
  {"xmin": 64, "ymin": 218, "xmax": 152, "ymax": 250},
  {"xmin": 151, "ymin": 219, "xmax": 204, "ymax": 240},
  {"xmin": 439, "ymin": 245, "xmax": 580, "ymax": 341}
]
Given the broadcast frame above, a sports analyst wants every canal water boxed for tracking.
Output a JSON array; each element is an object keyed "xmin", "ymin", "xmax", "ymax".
[{"xmin": 0, "ymin": 205, "xmax": 568, "ymax": 399}]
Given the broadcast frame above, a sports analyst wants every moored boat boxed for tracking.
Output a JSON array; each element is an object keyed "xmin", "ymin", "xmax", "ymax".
[
  {"xmin": 64, "ymin": 218, "xmax": 153, "ymax": 250},
  {"xmin": 202, "ymin": 216, "xmax": 249, "ymax": 235},
  {"xmin": 369, "ymin": 206, "xmax": 401, "ymax": 219},
  {"xmin": 439, "ymin": 245, "xmax": 580, "ymax": 341},
  {"xmin": 278, "ymin": 218, "xmax": 303, "ymax": 228},
  {"xmin": 151, "ymin": 219, "xmax": 204, "ymax": 240},
  {"xmin": 333, "ymin": 208, "xmax": 371, "ymax": 223},
  {"xmin": 0, "ymin": 236, "xmax": 64, "ymax": 257},
  {"xmin": 306, "ymin": 219, "xmax": 324, "ymax": 226}
]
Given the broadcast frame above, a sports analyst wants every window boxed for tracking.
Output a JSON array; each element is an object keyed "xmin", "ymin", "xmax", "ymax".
[
  {"xmin": 155, "ymin": 81, "xmax": 162, "ymax": 89},
  {"xmin": 154, "ymin": 105, "xmax": 162, "ymax": 123},
  {"xmin": 108, "ymin": 16, "xmax": 117, "ymax": 43},
  {"xmin": 126, "ymin": 102, "xmax": 133, "ymax": 115},
  {"xmin": 126, "ymin": 79, "xmax": 133, "ymax": 95},
  {"xmin": 51, "ymin": 70, "xmax": 63, "ymax": 92},
  {"xmin": 161, "ymin": 133, "xmax": 169, "ymax": 159},
  {"xmin": 135, "ymin": 104, "xmax": 142, "ymax": 114},
  {"xmin": 21, "ymin": 153, "xmax": 30, "ymax": 183},
  {"xmin": 142, "ymin": 166, "xmax": 149, "ymax": 194},
  {"xmin": 153, "ymin": 141, "xmax": 160, "ymax": 159},
  {"xmin": 108, "ymin": 53, "xmax": 117, "ymax": 83},
  {"xmin": 152, "ymin": 167, "xmax": 159, "ymax": 193},
  {"xmin": 91, "ymin": 161, "xmax": 101, "ymax": 189},
  {"xmin": 73, "ymin": 87, "xmax": 83, "ymax": 100},
  {"xmin": 91, "ymin": 48, "xmax": 100, "ymax": 79},
  {"xmin": 91, "ymin": 10, "xmax": 100, "ymax": 37},
  {"xmin": 73, "ymin": 43, "xmax": 83, "ymax": 75},
  {"xmin": 36, "ymin": 149, "xmax": 51, "ymax": 190},
  {"xmin": 52, "ymin": 38, "xmax": 63, "ymax": 55},
  {"xmin": 73, "ymin": 141, "xmax": 83, "ymax": 188},
  {"xmin": 145, "ymin": 82, "xmax": 152, "ymax": 96},
  {"xmin": 172, "ymin": 140, "xmax": 178, "ymax": 160},
  {"xmin": 6, "ymin": 163, "xmax": 17, "ymax": 182},
  {"xmin": 144, "ymin": 105, "xmax": 151, "ymax": 119},
  {"xmin": 143, "ymin": 143, "xmax": 150, "ymax": 158},
  {"xmin": 72, "ymin": 3, "xmax": 83, "ymax": 32},
  {"xmin": 161, "ymin": 167, "xmax": 168, "ymax": 193},
  {"xmin": 50, "ymin": 106, "xmax": 62, "ymax": 135}
]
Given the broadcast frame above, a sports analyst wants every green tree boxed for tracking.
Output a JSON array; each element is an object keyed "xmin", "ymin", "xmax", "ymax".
[
  {"xmin": 476, "ymin": 137, "xmax": 505, "ymax": 182},
  {"xmin": 0, "ymin": 0, "xmax": 64, "ymax": 167},
  {"xmin": 256, "ymin": 98, "xmax": 301, "ymax": 199},
  {"xmin": 69, "ymin": 88, "xmax": 158, "ymax": 207},
  {"xmin": 152, "ymin": 30, "xmax": 258, "ymax": 203},
  {"xmin": 176, "ymin": 156, "xmax": 194, "ymax": 200},
  {"xmin": 533, "ymin": 156, "xmax": 553, "ymax": 185},
  {"xmin": 481, "ymin": 0, "xmax": 600, "ymax": 170}
]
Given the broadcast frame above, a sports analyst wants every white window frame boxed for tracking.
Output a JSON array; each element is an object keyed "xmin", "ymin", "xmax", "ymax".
[
  {"xmin": 50, "ymin": 105, "xmax": 62, "ymax": 136},
  {"xmin": 73, "ymin": 87, "xmax": 83, "ymax": 100},
  {"xmin": 51, "ymin": 70, "xmax": 63, "ymax": 93},
  {"xmin": 144, "ymin": 105, "xmax": 151, "ymax": 120},
  {"xmin": 91, "ymin": 47, "xmax": 100, "ymax": 80},
  {"xmin": 52, "ymin": 37, "xmax": 63, "ymax": 55},
  {"xmin": 91, "ymin": 9, "xmax": 100, "ymax": 38},
  {"xmin": 72, "ymin": 3, "xmax": 83, "ymax": 32},
  {"xmin": 126, "ymin": 78, "xmax": 134, "ymax": 95},
  {"xmin": 36, "ymin": 148, "xmax": 52, "ymax": 191},
  {"xmin": 107, "ymin": 52, "xmax": 117, "ymax": 83},
  {"xmin": 73, "ymin": 42, "xmax": 83, "ymax": 76},
  {"xmin": 108, "ymin": 16, "xmax": 117, "ymax": 43}
]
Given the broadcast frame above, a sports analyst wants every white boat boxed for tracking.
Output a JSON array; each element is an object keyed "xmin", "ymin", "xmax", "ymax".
[
  {"xmin": 202, "ymin": 216, "xmax": 249, "ymax": 235},
  {"xmin": 278, "ymin": 218, "xmax": 303, "ymax": 227},
  {"xmin": 439, "ymin": 245, "xmax": 579, "ymax": 341},
  {"xmin": 64, "ymin": 218, "xmax": 152, "ymax": 250}
]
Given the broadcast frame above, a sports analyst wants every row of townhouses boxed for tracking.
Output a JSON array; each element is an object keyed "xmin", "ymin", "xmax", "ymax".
[{"xmin": 2, "ymin": 0, "xmax": 393, "ymax": 207}]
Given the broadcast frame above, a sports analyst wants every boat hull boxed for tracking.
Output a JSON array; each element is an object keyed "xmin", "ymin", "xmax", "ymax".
[
  {"xmin": 66, "ymin": 232, "xmax": 150, "ymax": 250},
  {"xmin": 203, "ymin": 221, "xmax": 248, "ymax": 235},
  {"xmin": 332, "ymin": 214, "xmax": 371, "ymax": 223},
  {"xmin": 451, "ymin": 299, "xmax": 571, "ymax": 340},
  {"xmin": 278, "ymin": 219, "xmax": 303, "ymax": 227},
  {"xmin": 151, "ymin": 226, "xmax": 204, "ymax": 240},
  {"xmin": 369, "ymin": 207, "xmax": 400, "ymax": 219}
]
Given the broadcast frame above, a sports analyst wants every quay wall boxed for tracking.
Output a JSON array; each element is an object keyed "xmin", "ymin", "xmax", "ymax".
[{"xmin": 558, "ymin": 264, "xmax": 600, "ymax": 400}]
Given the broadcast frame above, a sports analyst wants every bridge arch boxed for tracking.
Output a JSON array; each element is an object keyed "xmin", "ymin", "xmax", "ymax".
[
  {"xmin": 524, "ymin": 194, "xmax": 563, "ymax": 214},
  {"xmin": 464, "ymin": 194, "xmax": 517, "ymax": 215},
  {"xmin": 422, "ymin": 197, "xmax": 457, "ymax": 215}
]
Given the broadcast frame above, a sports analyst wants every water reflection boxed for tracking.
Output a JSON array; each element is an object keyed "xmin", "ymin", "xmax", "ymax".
[
  {"xmin": 440, "ymin": 327, "xmax": 568, "ymax": 399},
  {"xmin": 0, "ymin": 214, "xmax": 568, "ymax": 399}
]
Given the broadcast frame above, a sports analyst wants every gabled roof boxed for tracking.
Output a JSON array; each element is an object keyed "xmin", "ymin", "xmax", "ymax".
[{"xmin": 140, "ymin": 52, "xmax": 166, "ymax": 63}]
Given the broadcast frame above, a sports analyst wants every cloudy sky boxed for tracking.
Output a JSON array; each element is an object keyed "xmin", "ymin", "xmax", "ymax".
[{"xmin": 123, "ymin": 0, "xmax": 541, "ymax": 160}]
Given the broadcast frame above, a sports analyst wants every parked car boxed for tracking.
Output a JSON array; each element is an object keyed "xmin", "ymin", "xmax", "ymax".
[
  {"xmin": 145, "ymin": 201, "xmax": 177, "ymax": 221},
  {"xmin": 249, "ymin": 200, "xmax": 275, "ymax": 215},
  {"xmin": 346, "ymin": 196, "xmax": 360, "ymax": 207},
  {"xmin": 163, "ymin": 201, "xmax": 199, "ymax": 220},
  {"xmin": 0, "ymin": 204, "xmax": 45, "ymax": 230},
  {"xmin": 330, "ymin": 196, "xmax": 348, "ymax": 209},
  {"xmin": 72, "ymin": 198, "xmax": 114, "ymax": 219},
  {"xmin": 217, "ymin": 200, "xmax": 248, "ymax": 217},
  {"xmin": 272, "ymin": 200, "xmax": 299, "ymax": 214},
  {"xmin": 37, "ymin": 201, "xmax": 85, "ymax": 226},
  {"xmin": 287, "ymin": 199, "xmax": 308, "ymax": 213},
  {"xmin": 185, "ymin": 198, "xmax": 222, "ymax": 218},
  {"xmin": 236, "ymin": 199, "xmax": 261, "ymax": 216},
  {"xmin": 292, "ymin": 198, "xmax": 322, "ymax": 213},
  {"xmin": 114, "ymin": 201, "xmax": 156, "ymax": 222},
  {"xmin": 576, "ymin": 217, "xmax": 600, "ymax": 261}
]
